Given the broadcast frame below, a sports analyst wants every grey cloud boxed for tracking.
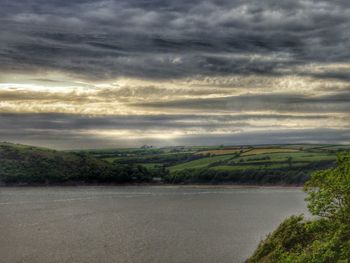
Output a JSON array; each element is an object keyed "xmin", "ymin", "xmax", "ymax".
[
  {"xmin": 0, "ymin": 112, "xmax": 344, "ymax": 149},
  {"xmin": 1, "ymin": 0, "xmax": 350, "ymax": 148},
  {"xmin": 135, "ymin": 91, "xmax": 350, "ymax": 114},
  {"xmin": 1, "ymin": 126, "xmax": 349, "ymax": 150},
  {"xmin": 0, "ymin": 0, "xmax": 350, "ymax": 79},
  {"xmin": 169, "ymin": 128, "xmax": 350, "ymax": 147},
  {"xmin": 310, "ymin": 70, "xmax": 350, "ymax": 81},
  {"xmin": 0, "ymin": 113, "xmax": 329, "ymax": 131}
]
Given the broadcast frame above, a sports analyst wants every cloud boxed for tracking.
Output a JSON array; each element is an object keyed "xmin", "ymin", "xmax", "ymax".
[
  {"xmin": 0, "ymin": 113, "xmax": 348, "ymax": 149},
  {"xmin": 135, "ymin": 91, "xmax": 350, "ymax": 114},
  {"xmin": 0, "ymin": 0, "xmax": 350, "ymax": 80},
  {"xmin": 0, "ymin": 112, "xmax": 331, "ymax": 131},
  {"xmin": 1, "ymin": 0, "xmax": 350, "ymax": 148}
]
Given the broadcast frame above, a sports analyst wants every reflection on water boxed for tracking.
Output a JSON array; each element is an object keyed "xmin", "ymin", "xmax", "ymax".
[{"xmin": 0, "ymin": 186, "xmax": 308, "ymax": 263}]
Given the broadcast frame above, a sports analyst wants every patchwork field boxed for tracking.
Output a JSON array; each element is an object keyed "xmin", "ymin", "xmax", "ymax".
[
  {"xmin": 195, "ymin": 149, "xmax": 241, "ymax": 156},
  {"xmin": 169, "ymin": 154, "xmax": 236, "ymax": 171},
  {"xmin": 78, "ymin": 144, "xmax": 349, "ymax": 185},
  {"xmin": 241, "ymin": 148, "xmax": 300, "ymax": 156}
]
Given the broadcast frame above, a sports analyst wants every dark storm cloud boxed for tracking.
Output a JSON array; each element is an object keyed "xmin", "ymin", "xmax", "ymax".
[
  {"xmin": 310, "ymin": 70, "xmax": 350, "ymax": 81},
  {"xmin": 169, "ymin": 129, "xmax": 350, "ymax": 147},
  {"xmin": 135, "ymin": 91, "xmax": 350, "ymax": 114},
  {"xmin": 1, "ymin": 0, "xmax": 350, "ymax": 148},
  {"xmin": 0, "ymin": 113, "xmax": 329, "ymax": 132},
  {"xmin": 1, "ymin": 0, "xmax": 350, "ymax": 79}
]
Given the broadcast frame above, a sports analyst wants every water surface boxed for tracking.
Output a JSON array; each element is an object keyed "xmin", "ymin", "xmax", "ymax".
[{"xmin": 0, "ymin": 186, "xmax": 308, "ymax": 263}]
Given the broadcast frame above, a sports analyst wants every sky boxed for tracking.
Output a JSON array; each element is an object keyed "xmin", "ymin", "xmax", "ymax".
[{"xmin": 0, "ymin": 0, "xmax": 350, "ymax": 149}]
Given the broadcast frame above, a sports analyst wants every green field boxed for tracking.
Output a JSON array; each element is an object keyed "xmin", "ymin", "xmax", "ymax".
[
  {"xmin": 74, "ymin": 143, "xmax": 349, "ymax": 184},
  {"xmin": 235, "ymin": 152, "xmax": 335, "ymax": 163},
  {"xmin": 84, "ymin": 144, "xmax": 345, "ymax": 168},
  {"xmin": 2, "ymin": 142, "xmax": 348, "ymax": 185},
  {"xmin": 241, "ymin": 148, "xmax": 299, "ymax": 156},
  {"xmin": 136, "ymin": 163, "xmax": 162, "ymax": 169},
  {"xmin": 211, "ymin": 162, "xmax": 308, "ymax": 172},
  {"xmin": 166, "ymin": 149, "xmax": 336, "ymax": 173},
  {"xmin": 169, "ymin": 154, "xmax": 237, "ymax": 171}
]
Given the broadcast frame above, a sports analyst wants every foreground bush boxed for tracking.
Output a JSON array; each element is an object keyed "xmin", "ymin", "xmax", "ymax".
[{"xmin": 247, "ymin": 153, "xmax": 350, "ymax": 263}]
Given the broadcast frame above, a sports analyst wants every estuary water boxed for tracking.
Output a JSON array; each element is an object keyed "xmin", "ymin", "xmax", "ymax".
[{"xmin": 0, "ymin": 186, "xmax": 308, "ymax": 263}]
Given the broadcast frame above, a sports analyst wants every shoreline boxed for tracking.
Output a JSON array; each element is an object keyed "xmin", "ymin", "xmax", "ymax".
[{"xmin": 0, "ymin": 182, "xmax": 304, "ymax": 189}]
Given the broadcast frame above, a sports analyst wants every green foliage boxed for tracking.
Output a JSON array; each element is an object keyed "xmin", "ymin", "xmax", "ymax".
[
  {"xmin": 247, "ymin": 153, "xmax": 350, "ymax": 262},
  {"xmin": 0, "ymin": 142, "xmax": 346, "ymax": 186},
  {"xmin": 169, "ymin": 154, "xmax": 236, "ymax": 171},
  {"xmin": 166, "ymin": 148, "xmax": 336, "ymax": 185},
  {"xmin": 164, "ymin": 164, "xmax": 324, "ymax": 185},
  {"xmin": 112, "ymin": 152, "xmax": 199, "ymax": 166},
  {"xmin": 71, "ymin": 144, "xmax": 343, "ymax": 185},
  {"xmin": 305, "ymin": 154, "xmax": 350, "ymax": 224},
  {"xmin": 0, "ymin": 143, "xmax": 160, "ymax": 185}
]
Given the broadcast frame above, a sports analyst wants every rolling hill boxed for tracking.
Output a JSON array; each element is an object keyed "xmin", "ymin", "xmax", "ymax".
[
  {"xmin": 1, "ymin": 142, "xmax": 349, "ymax": 185},
  {"xmin": 0, "ymin": 142, "xmax": 154, "ymax": 185}
]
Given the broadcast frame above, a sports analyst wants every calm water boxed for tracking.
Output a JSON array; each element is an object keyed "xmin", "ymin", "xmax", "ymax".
[{"xmin": 0, "ymin": 186, "xmax": 308, "ymax": 263}]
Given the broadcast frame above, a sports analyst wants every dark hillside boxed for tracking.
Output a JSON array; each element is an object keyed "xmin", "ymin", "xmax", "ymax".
[{"xmin": 0, "ymin": 142, "xmax": 154, "ymax": 185}]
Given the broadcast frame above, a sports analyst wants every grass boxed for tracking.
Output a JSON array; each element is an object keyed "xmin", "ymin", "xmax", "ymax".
[
  {"xmin": 168, "ymin": 146, "xmax": 338, "ymax": 175},
  {"xmin": 169, "ymin": 154, "xmax": 236, "ymax": 171},
  {"xmin": 64, "ymin": 144, "xmax": 345, "ymax": 179},
  {"xmin": 103, "ymin": 157, "xmax": 123, "ymax": 163},
  {"xmin": 241, "ymin": 148, "xmax": 300, "ymax": 156},
  {"xmin": 0, "ymin": 142, "xmax": 54, "ymax": 152},
  {"xmin": 195, "ymin": 149, "xmax": 241, "ymax": 156},
  {"xmin": 137, "ymin": 163, "xmax": 162, "ymax": 169},
  {"xmin": 210, "ymin": 165, "xmax": 258, "ymax": 171},
  {"xmin": 2, "ymin": 142, "xmax": 345, "ymax": 185},
  {"xmin": 101, "ymin": 151, "xmax": 193, "ymax": 163},
  {"xmin": 210, "ymin": 162, "xmax": 308, "ymax": 172},
  {"xmin": 236, "ymin": 152, "xmax": 335, "ymax": 162},
  {"xmin": 318, "ymin": 145, "xmax": 350, "ymax": 151}
]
